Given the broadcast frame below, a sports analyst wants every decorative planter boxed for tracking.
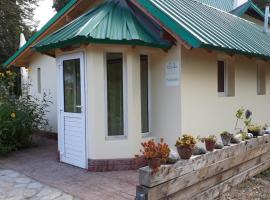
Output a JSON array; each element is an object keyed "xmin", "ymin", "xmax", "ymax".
[
  {"xmin": 221, "ymin": 134, "xmax": 232, "ymax": 146},
  {"xmin": 205, "ymin": 140, "xmax": 216, "ymax": 151},
  {"xmin": 148, "ymin": 158, "xmax": 162, "ymax": 169},
  {"xmin": 177, "ymin": 146, "xmax": 194, "ymax": 160}
]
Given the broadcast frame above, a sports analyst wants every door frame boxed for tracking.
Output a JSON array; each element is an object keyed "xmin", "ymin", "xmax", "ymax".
[{"xmin": 56, "ymin": 51, "xmax": 88, "ymax": 169}]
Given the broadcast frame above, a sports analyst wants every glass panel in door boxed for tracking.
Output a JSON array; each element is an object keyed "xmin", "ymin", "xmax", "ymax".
[{"xmin": 63, "ymin": 59, "xmax": 81, "ymax": 113}]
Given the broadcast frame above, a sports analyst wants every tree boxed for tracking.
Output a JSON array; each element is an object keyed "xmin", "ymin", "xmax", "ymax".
[
  {"xmin": 52, "ymin": 0, "xmax": 69, "ymax": 12},
  {"xmin": 253, "ymin": 0, "xmax": 270, "ymax": 10},
  {"xmin": 0, "ymin": 0, "xmax": 39, "ymax": 66}
]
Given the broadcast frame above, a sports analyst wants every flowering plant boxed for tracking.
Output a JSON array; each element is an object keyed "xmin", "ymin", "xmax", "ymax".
[
  {"xmin": 198, "ymin": 135, "xmax": 217, "ymax": 143},
  {"xmin": 0, "ymin": 69, "xmax": 51, "ymax": 155},
  {"xmin": 175, "ymin": 134, "xmax": 196, "ymax": 148},
  {"xmin": 140, "ymin": 138, "xmax": 170, "ymax": 163}
]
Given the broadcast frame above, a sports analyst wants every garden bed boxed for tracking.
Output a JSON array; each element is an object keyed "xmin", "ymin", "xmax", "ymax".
[{"xmin": 136, "ymin": 135, "xmax": 270, "ymax": 200}]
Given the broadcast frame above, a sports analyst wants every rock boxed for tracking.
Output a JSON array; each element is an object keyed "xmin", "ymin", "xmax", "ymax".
[
  {"xmin": 258, "ymin": 130, "xmax": 264, "ymax": 136},
  {"xmin": 231, "ymin": 134, "xmax": 242, "ymax": 143},
  {"xmin": 193, "ymin": 146, "xmax": 207, "ymax": 155},
  {"xmin": 214, "ymin": 143, "xmax": 224, "ymax": 149},
  {"xmin": 167, "ymin": 148, "xmax": 179, "ymax": 164},
  {"xmin": 264, "ymin": 127, "xmax": 270, "ymax": 134},
  {"xmin": 246, "ymin": 133, "xmax": 253, "ymax": 139}
]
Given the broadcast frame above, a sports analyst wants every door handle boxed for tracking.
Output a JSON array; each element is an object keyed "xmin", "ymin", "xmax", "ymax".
[{"xmin": 76, "ymin": 105, "xmax": 83, "ymax": 108}]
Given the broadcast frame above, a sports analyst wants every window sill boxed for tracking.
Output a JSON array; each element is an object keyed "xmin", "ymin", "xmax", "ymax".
[
  {"xmin": 105, "ymin": 135, "xmax": 127, "ymax": 141},
  {"xmin": 142, "ymin": 132, "xmax": 152, "ymax": 138}
]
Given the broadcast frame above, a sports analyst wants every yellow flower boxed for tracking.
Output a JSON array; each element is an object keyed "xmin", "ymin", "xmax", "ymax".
[
  {"xmin": 0, "ymin": 73, "xmax": 4, "ymax": 78},
  {"xmin": 10, "ymin": 112, "xmax": 16, "ymax": 119}
]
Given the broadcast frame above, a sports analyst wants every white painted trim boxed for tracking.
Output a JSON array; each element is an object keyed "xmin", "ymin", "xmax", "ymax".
[
  {"xmin": 104, "ymin": 51, "xmax": 128, "ymax": 140},
  {"xmin": 57, "ymin": 51, "xmax": 87, "ymax": 169}
]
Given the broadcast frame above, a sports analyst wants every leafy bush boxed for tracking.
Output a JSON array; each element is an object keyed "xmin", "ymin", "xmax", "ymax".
[{"xmin": 0, "ymin": 69, "xmax": 50, "ymax": 155}]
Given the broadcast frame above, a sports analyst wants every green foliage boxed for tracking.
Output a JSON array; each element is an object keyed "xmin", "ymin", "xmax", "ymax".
[
  {"xmin": 0, "ymin": 69, "xmax": 50, "ymax": 155},
  {"xmin": 234, "ymin": 107, "xmax": 252, "ymax": 132},
  {"xmin": 197, "ymin": 135, "xmax": 217, "ymax": 143},
  {"xmin": 53, "ymin": 0, "xmax": 70, "ymax": 12},
  {"xmin": 0, "ymin": 0, "xmax": 39, "ymax": 65}
]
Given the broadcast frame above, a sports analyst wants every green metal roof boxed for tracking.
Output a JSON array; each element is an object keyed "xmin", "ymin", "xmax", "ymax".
[
  {"xmin": 2, "ymin": 0, "xmax": 78, "ymax": 68},
  {"xmin": 195, "ymin": 0, "xmax": 235, "ymax": 12},
  {"xmin": 34, "ymin": 0, "xmax": 172, "ymax": 52},
  {"xmin": 135, "ymin": 0, "xmax": 270, "ymax": 59}
]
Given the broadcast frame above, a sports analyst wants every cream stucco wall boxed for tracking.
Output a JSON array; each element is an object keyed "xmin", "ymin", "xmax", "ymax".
[
  {"xmin": 85, "ymin": 44, "xmax": 181, "ymax": 159},
  {"xmin": 181, "ymin": 47, "xmax": 270, "ymax": 136},
  {"xmin": 28, "ymin": 53, "xmax": 58, "ymax": 132}
]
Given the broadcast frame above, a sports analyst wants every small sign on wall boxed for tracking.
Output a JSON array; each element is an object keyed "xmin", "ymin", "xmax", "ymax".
[{"xmin": 165, "ymin": 61, "xmax": 180, "ymax": 86}]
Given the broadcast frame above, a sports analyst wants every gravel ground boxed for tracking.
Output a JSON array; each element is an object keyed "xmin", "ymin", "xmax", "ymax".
[{"xmin": 218, "ymin": 169, "xmax": 270, "ymax": 200}]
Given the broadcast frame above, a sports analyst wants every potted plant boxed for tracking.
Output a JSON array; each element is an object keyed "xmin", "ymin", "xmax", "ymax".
[
  {"xmin": 199, "ymin": 135, "xmax": 217, "ymax": 152},
  {"xmin": 248, "ymin": 125, "xmax": 261, "ymax": 137},
  {"xmin": 139, "ymin": 138, "xmax": 170, "ymax": 171},
  {"xmin": 220, "ymin": 131, "xmax": 233, "ymax": 146},
  {"xmin": 175, "ymin": 134, "xmax": 197, "ymax": 160}
]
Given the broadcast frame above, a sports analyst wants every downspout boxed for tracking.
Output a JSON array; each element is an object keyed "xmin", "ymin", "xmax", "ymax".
[{"xmin": 264, "ymin": 5, "xmax": 269, "ymax": 33}]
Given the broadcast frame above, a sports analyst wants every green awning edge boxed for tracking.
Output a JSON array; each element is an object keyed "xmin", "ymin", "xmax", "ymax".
[
  {"xmin": 134, "ymin": 0, "xmax": 202, "ymax": 48},
  {"xmin": 2, "ymin": 0, "xmax": 78, "ymax": 68},
  {"xmin": 34, "ymin": 36, "xmax": 172, "ymax": 53}
]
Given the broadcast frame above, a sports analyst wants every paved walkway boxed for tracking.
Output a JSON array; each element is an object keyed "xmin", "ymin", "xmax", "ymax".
[
  {"xmin": 0, "ymin": 169, "xmax": 78, "ymax": 200},
  {"xmin": 0, "ymin": 137, "xmax": 138, "ymax": 200}
]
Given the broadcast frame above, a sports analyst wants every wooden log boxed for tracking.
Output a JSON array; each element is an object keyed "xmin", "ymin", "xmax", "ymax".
[
  {"xmin": 193, "ymin": 159, "xmax": 270, "ymax": 200},
  {"xmin": 143, "ymin": 143, "xmax": 270, "ymax": 199},
  {"xmin": 139, "ymin": 135, "xmax": 270, "ymax": 187},
  {"xmin": 168, "ymin": 152, "xmax": 270, "ymax": 200}
]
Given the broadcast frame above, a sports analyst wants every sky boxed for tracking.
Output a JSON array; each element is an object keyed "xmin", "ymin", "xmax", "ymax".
[{"xmin": 34, "ymin": 0, "xmax": 56, "ymax": 30}]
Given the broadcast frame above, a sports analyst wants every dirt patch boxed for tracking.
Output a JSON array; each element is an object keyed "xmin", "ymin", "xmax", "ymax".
[{"xmin": 218, "ymin": 169, "xmax": 270, "ymax": 200}]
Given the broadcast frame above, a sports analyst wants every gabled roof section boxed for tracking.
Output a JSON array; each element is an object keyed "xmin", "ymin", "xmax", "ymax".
[
  {"xmin": 34, "ymin": 0, "xmax": 172, "ymax": 52},
  {"xmin": 230, "ymin": 0, "xmax": 265, "ymax": 18},
  {"xmin": 133, "ymin": 0, "xmax": 270, "ymax": 59},
  {"xmin": 2, "ymin": 0, "xmax": 79, "ymax": 68}
]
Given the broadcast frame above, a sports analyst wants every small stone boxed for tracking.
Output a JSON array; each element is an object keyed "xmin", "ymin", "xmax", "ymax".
[
  {"xmin": 214, "ymin": 143, "xmax": 224, "ymax": 149},
  {"xmin": 168, "ymin": 148, "xmax": 179, "ymax": 164},
  {"xmin": 27, "ymin": 181, "xmax": 43, "ymax": 189},
  {"xmin": 246, "ymin": 133, "xmax": 253, "ymax": 139},
  {"xmin": 193, "ymin": 146, "xmax": 207, "ymax": 155},
  {"xmin": 231, "ymin": 134, "xmax": 242, "ymax": 143}
]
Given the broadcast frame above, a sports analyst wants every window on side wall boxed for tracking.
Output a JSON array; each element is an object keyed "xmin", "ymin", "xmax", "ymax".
[
  {"xmin": 140, "ymin": 55, "xmax": 150, "ymax": 135},
  {"xmin": 106, "ymin": 53, "xmax": 125, "ymax": 137},
  {"xmin": 37, "ymin": 68, "xmax": 41, "ymax": 93},
  {"xmin": 217, "ymin": 60, "xmax": 227, "ymax": 96},
  {"xmin": 257, "ymin": 65, "xmax": 266, "ymax": 95},
  {"xmin": 217, "ymin": 60, "xmax": 235, "ymax": 97}
]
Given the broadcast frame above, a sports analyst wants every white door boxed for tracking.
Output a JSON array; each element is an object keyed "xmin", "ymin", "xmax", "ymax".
[{"xmin": 58, "ymin": 52, "xmax": 87, "ymax": 169}]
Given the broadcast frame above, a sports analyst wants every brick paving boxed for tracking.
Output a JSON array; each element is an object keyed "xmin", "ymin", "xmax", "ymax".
[{"xmin": 0, "ymin": 137, "xmax": 138, "ymax": 200}]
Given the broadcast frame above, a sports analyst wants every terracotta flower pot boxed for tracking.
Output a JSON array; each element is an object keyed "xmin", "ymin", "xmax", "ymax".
[
  {"xmin": 177, "ymin": 145, "xmax": 194, "ymax": 160},
  {"xmin": 221, "ymin": 134, "xmax": 232, "ymax": 146},
  {"xmin": 148, "ymin": 158, "xmax": 161, "ymax": 169},
  {"xmin": 205, "ymin": 140, "xmax": 216, "ymax": 151}
]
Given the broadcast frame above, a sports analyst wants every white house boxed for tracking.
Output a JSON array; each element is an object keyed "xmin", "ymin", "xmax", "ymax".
[{"xmin": 3, "ymin": 0, "xmax": 270, "ymax": 171}]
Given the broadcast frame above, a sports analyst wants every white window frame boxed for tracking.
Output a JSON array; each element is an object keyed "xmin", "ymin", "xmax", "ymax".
[
  {"xmin": 217, "ymin": 60, "xmax": 228, "ymax": 97},
  {"xmin": 140, "ymin": 54, "xmax": 152, "ymax": 138},
  {"xmin": 104, "ymin": 51, "xmax": 128, "ymax": 140}
]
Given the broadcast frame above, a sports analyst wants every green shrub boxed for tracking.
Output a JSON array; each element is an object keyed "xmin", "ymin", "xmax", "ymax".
[{"xmin": 0, "ymin": 69, "xmax": 50, "ymax": 155}]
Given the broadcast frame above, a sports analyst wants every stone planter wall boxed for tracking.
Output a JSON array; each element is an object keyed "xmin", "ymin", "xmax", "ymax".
[{"xmin": 136, "ymin": 135, "xmax": 270, "ymax": 200}]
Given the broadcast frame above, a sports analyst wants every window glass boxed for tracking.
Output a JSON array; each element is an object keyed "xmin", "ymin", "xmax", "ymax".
[
  {"xmin": 217, "ymin": 61, "xmax": 225, "ymax": 93},
  {"xmin": 257, "ymin": 65, "xmax": 266, "ymax": 95},
  {"xmin": 107, "ymin": 53, "xmax": 124, "ymax": 136},
  {"xmin": 63, "ymin": 59, "xmax": 81, "ymax": 113},
  {"xmin": 140, "ymin": 55, "xmax": 149, "ymax": 133},
  {"xmin": 37, "ymin": 68, "xmax": 41, "ymax": 93}
]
